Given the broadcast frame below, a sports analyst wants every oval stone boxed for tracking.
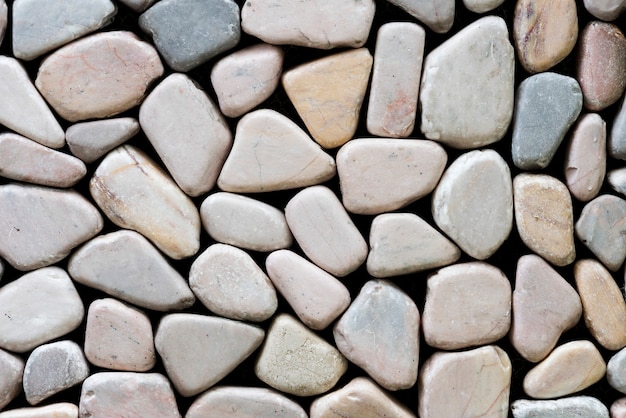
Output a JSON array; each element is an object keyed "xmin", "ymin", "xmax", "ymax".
[
  {"xmin": 0, "ymin": 403, "xmax": 79, "ymax": 418},
  {"xmin": 584, "ymin": 0, "xmax": 626, "ymax": 20},
  {"xmin": 512, "ymin": 396, "xmax": 609, "ymax": 418}
]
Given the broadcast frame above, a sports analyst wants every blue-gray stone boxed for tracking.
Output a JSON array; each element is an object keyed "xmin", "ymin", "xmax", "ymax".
[
  {"xmin": 512, "ymin": 397, "xmax": 609, "ymax": 418},
  {"xmin": 511, "ymin": 72, "xmax": 583, "ymax": 170},
  {"xmin": 609, "ymin": 96, "xmax": 626, "ymax": 160}
]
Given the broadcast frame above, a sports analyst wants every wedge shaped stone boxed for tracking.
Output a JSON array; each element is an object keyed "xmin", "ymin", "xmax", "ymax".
[
  {"xmin": 512, "ymin": 396, "xmax": 609, "ymax": 418},
  {"xmin": 66, "ymin": 118, "xmax": 139, "ymax": 163},
  {"xmin": 90, "ymin": 145, "xmax": 200, "ymax": 259},
  {"xmin": 217, "ymin": 109, "xmax": 336, "ymax": 193},
  {"xmin": 337, "ymin": 138, "xmax": 447, "ymax": 215},
  {"xmin": 0, "ymin": 403, "xmax": 79, "ymax": 418},
  {"xmin": 608, "ymin": 348, "xmax": 626, "ymax": 393},
  {"xmin": 0, "ymin": 349, "xmax": 24, "ymax": 410},
  {"xmin": 282, "ymin": 48, "xmax": 373, "ymax": 149},
  {"xmin": 155, "ymin": 313, "xmax": 264, "ymax": 397},
  {"xmin": 387, "ymin": 0, "xmax": 454, "ymax": 33}
]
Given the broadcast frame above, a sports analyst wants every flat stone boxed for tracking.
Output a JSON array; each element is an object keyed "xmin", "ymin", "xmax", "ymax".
[
  {"xmin": 366, "ymin": 213, "xmax": 461, "ymax": 278},
  {"xmin": 575, "ymin": 259, "xmax": 626, "ymax": 350},
  {"xmin": 512, "ymin": 72, "xmax": 583, "ymax": 169},
  {"xmin": 512, "ymin": 396, "xmax": 609, "ymax": 418},
  {"xmin": 285, "ymin": 186, "xmax": 367, "ymax": 277},
  {"xmin": 12, "ymin": 0, "xmax": 117, "ymax": 61},
  {"xmin": 513, "ymin": 0, "xmax": 578, "ymax": 73},
  {"xmin": 511, "ymin": 255, "xmax": 582, "ymax": 363},
  {"xmin": 419, "ymin": 345, "xmax": 511, "ymax": 418},
  {"xmin": 608, "ymin": 348, "xmax": 626, "ymax": 393},
  {"xmin": 463, "ymin": 0, "xmax": 505, "ymax": 13},
  {"xmin": 0, "ymin": 56, "xmax": 64, "ymax": 148},
  {"xmin": 119, "ymin": 0, "xmax": 156, "ymax": 12},
  {"xmin": 0, "ymin": 184, "xmax": 103, "ymax": 271},
  {"xmin": 334, "ymin": 280, "xmax": 419, "ymax": 390},
  {"xmin": 420, "ymin": 16, "xmax": 514, "ymax": 149},
  {"xmin": 66, "ymin": 118, "xmax": 140, "ymax": 163},
  {"xmin": 139, "ymin": 0, "xmax": 240, "ymax": 72},
  {"xmin": 0, "ymin": 349, "xmax": 24, "ymax": 410},
  {"xmin": 386, "ymin": 0, "xmax": 454, "ymax": 33},
  {"xmin": 0, "ymin": 267, "xmax": 84, "ymax": 353},
  {"xmin": 84, "ymin": 298, "xmax": 155, "ymax": 372},
  {"xmin": 576, "ymin": 195, "xmax": 626, "ymax": 271},
  {"xmin": 200, "ymin": 192, "xmax": 292, "ymax": 252},
  {"xmin": 68, "ymin": 230, "xmax": 195, "ymax": 311},
  {"xmin": 0, "ymin": 403, "xmax": 79, "ymax": 418},
  {"xmin": 584, "ymin": 0, "xmax": 626, "ymax": 20},
  {"xmin": 577, "ymin": 21, "xmax": 626, "ymax": 111},
  {"xmin": 79, "ymin": 372, "xmax": 180, "ymax": 418},
  {"xmin": 90, "ymin": 145, "xmax": 201, "ymax": 260},
  {"xmin": 189, "ymin": 244, "xmax": 277, "ymax": 322},
  {"xmin": 155, "ymin": 313, "xmax": 264, "ymax": 397},
  {"xmin": 35, "ymin": 31, "xmax": 163, "ymax": 122},
  {"xmin": 310, "ymin": 377, "xmax": 415, "ymax": 418},
  {"xmin": 523, "ymin": 340, "xmax": 606, "ymax": 398},
  {"xmin": 609, "ymin": 96, "xmax": 626, "ymax": 159},
  {"xmin": 513, "ymin": 174, "xmax": 576, "ymax": 266},
  {"xmin": 613, "ymin": 398, "xmax": 626, "ymax": 417},
  {"xmin": 241, "ymin": 0, "xmax": 375, "ymax": 49},
  {"xmin": 564, "ymin": 113, "xmax": 606, "ymax": 202},
  {"xmin": 186, "ymin": 386, "xmax": 307, "ymax": 418},
  {"xmin": 265, "ymin": 249, "xmax": 350, "ymax": 330},
  {"xmin": 255, "ymin": 313, "xmax": 347, "ymax": 396},
  {"xmin": 140, "ymin": 73, "xmax": 232, "ymax": 197},
  {"xmin": 283, "ymin": 48, "xmax": 372, "ymax": 149},
  {"xmin": 23, "ymin": 341, "xmax": 89, "ymax": 405},
  {"xmin": 211, "ymin": 43, "xmax": 284, "ymax": 118},
  {"xmin": 432, "ymin": 149, "xmax": 513, "ymax": 260},
  {"xmin": 217, "ymin": 109, "xmax": 336, "ymax": 193},
  {"xmin": 366, "ymin": 22, "xmax": 425, "ymax": 138},
  {"xmin": 337, "ymin": 138, "xmax": 447, "ymax": 215}
]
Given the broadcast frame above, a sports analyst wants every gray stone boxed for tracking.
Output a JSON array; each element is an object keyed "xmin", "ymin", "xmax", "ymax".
[
  {"xmin": 0, "ymin": 1, "xmax": 6, "ymax": 46},
  {"xmin": 584, "ymin": 0, "xmax": 626, "ymax": 20},
  {"xmin": 512, "ymin": 72, "xmax": 583, "ymax": 169},
  {"xmin": 0, "ymin": 349, "xmax": 24, "ymax": 410},
  {"xmin": 118, "ymin": 0, "xmax": 156, "ymax": 12},
  {"xmin": 386, "ymin": 0, "xmax": 454, "ymax": 33},
  {"xmin": 139, "ymin": 0, "xmax": 240, "ymax": 72},
  {"xmin": 609, "ymin": 168, "xmax": 626, "ymax": 196},
  {"xmin": 512, "ymin": 396, "xmax": 609, "ymax": 418},
  {"xmin": 609, "ymin": 96, "xmax": 626, "ymax": 160},
  {"xmin": 66, "ymin": 118, "xmax": 139, "ymax": 163},
  {"xmin": 0, "ymin": 403, "xmax": 78, "ymax": 418},
  {"xmin": 608, "ymin": 347, "xmax": 626, "ymax": 393}
]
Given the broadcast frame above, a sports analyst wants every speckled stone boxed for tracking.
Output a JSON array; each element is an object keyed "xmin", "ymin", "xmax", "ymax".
[
  {"xmin": 386, "ymin": 0, "xmax": 454, "ymax": 33},
  {"xmin": 512, "ymin": 396, "xmax": 609, "ymax": 418},
  {"xmin": 584, "ymin": 0, "xmax": 626, "ymax": 20},
  {"xmin": 463, "ymin": 0, "xmax": 505, "ymax": 13},
  {"xmin": 609, "ymin": 96, "xmax": 626, "ymax": 159},
  {"xmin": 66, "ymin": 118, "xmax": 139, "ymax": 163},
  {"xmin": 0, "ymin": 403, "xmax": 79, "ymax": 418},
  {"xmin": 0, "ymin": 349, "xmax": 24, "ymax": 410}
]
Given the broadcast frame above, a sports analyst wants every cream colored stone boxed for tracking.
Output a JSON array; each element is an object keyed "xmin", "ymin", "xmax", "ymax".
[
  {"xmin": 66, "ymin": 118, "xmax": 139, "ymax": 163},
  {"xmin": 0, "ymin": 349, "xmax": 24, "ymax": 410},
  {"xmin": 464, "ymin": 0, "xmax": 505, "ymax": 13},
  {"xmin": 387, "ymin": 0, "xmax": 454, "ymax": 33},
  {"xmin": 0, "ymin": 403, "xmax": 78, "ymax": 418}
]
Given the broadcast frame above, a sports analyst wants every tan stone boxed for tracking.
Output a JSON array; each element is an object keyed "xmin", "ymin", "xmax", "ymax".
[{"xmin": 0, "ymin": 403, "xmax": 78, "ymax": 418}]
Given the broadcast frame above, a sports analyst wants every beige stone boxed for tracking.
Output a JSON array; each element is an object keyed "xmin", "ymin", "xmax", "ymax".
[
  {"xmin": 66, "ymin": 117, "xmax": 139, "ymax": 163},
  {"xmin": 0, "ymin": 349, "xmax": 24, "ymax": 410},
  {"xmin": 0, "ymin": 403, "xmax": 78, "ymax": 418},
  {"xmin": 387, "ymin": 0, "xmax": 454, "ymax": 33}
]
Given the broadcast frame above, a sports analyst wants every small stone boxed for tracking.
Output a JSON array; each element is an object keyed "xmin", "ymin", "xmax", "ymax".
[
  {"xmin": 386, "ymin": 0, "xmax": 454, "ymax": 33},
  {"xmin": 513, "ymin": 0, "xmax": 578, "ymax": 73},
  {"xmin": 564, "ymin": 113, "xmax": 606, "ymax": 202},
  {"xmin": 584, "ymin": 0, "xmax": 626, "ymax": 20},
  {"xmin": 79, "ymin": 372, "xmax": 180, "ymax": 418},
  {"xmin": 118, "ymin": 0, "xmax": 156, "ymax": 12},
  {"xmin": 0, "ymin": 1, "xmax": 6, "ymax": 45},
  {"xmin": 612, "ymin": 398, "xmax": 626, "ymax": 417},
  {"xmin": 575, "ymin": 259, "xmax": 626, "ymax": 350},
  {"xmin": 241, "ymin": 0, "xmax": 375, "ymax": 49},
  {"xmin": 283, "ymin": 48, "xmax": 372, "ymax": 149},
  {"xmin": 211, "ymin": 43, "xmax": 284, "ymax": 118},
  {"xmin": 337, "ymin": 138, "xmax": 447, "ymax": 215},
  {"xmin": 310, "ymin": 377, "xmax": 415, "ymax": 418},
  {"xmin": 420, "ymin": 16, "xmax": 514, "ymax": 149},
  {"xmin": 609, "ymin": 97, "xmax": 626, "ymax": 159},
  {"xmin": 513, "ymin": 174, "xmax": 576, "ymax": 266},
  {"xmin": 334, "ymin": 280, "xmax": 419, "ymax": 391},
  {"xmin": 419, "ymin": 345, "xmax": 511, "ymax": 418},
  {"xmin": 0, "ymin": 267, "xmax": 84, "ymax": 353},
  {"xmin": 255, "ymin": 313, "xmax": 348, "ymax": 397},
  {"xmin": 463, "ymin": 0, "xmax": 505, "ymax": 13},
  {"xmin": 84, "ymin": 298, "xmax": 155, "ymax": 372},
  {"xmin": 12, "ymin": 0, "xmax": 117, "ymax": 61},
  {"xmin": 139, "ymin": 0, "xmax": 240, "ymax": 72},
  {"xmin": 265, "ymin": 249, "xmax": 350, "ymax": 330},
  {"xmin": 512, "ymin": 396, "xmax": 609, "ymax": 418},
  {"xmin": 366, "ymin": 213, "xmax": 461, "ymax": 278},
  {"xmin": 0, "ymin": 133, "xmax": 86, "ymax": 188},
  {"xmin": 285, "ymin": 186, "xmax": 368, "ymax": 277},
  {"xmin": 523, "ymin": 340, "xmax": 606, "ymax": 398},
  {"xmin": 366, "ymin": 22, "xmax": 425, "ymax": 138},
  {"xmin": 66, "ymin": 118, "xmax": 140, "ymax": 163},
  {"xmin": 609, "ymin": 168, "xmax": 626, "ymax": 195},
  {"xmin": 608, "ymin": 349, "xmax": 626, "ymax": 394},
  {"xmin": 69, "ymin": 230, "xmax": 195, "ymax": 311},
  {"xmin": 189, "ymin": 244, "xmax": 277, "ymax": 322},
  {"xmin": 0, "ymin": 349, "xmax": 24, "ymax": 410},
  {"xmin": 511, "ymin": 255, "xmax": 583, "ymax": 363},
  {"xmin": 200, "ymin": 192, "xmax": 292, "ymax": 252},
  {"xmin": 155, "ymin": 313, "xmax": 264, "ymax": 397},
  {"xmin": 217, "ymin": 109, "xmax": 336, "ymax": 193},
  {"xmin": 0, "ymin": 56, "xmax": 64, "ymax": 148},
  {"xmin": 35, "ymin": 31, "xmax": 163, "ymax": 122},
  {"xmin": 23, "ymin": 341, "xmax": 89, "ymax": 405},
  {"xmin": 432, "ymin": 149, "xmax": 513, "ymax": 260},
  {"xmin": 90, "ymin": 145, "xmax": 201, "ymax": 260},
  {"xmin": 512, "ymin": 72, "xmax": 583, "ymax": 169},
  {"xmin": 186, "ymin": 386, "xmax": 307, "ymax": 418},
  {"xmin": 576, "ymin": 195, "xmax": 626, "ymax": 272},
  {"xmin": 0, "ymin": 184, "xmax": 103, "ymax": 271},
  {"xmin": 0, "ymin": 403, "xmax": 79, "ymax": 418},
  {"xmin": 577, "ymin": 21, "xmax": 626, "ymax": 111}
]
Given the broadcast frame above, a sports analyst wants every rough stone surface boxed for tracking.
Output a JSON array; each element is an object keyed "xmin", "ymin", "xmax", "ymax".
[
  {"xmin": 608, "ymin": 348, "xmax": 626, "ymax": 394},
  {"xmin": 463, "ymin": 0, "xmax": 505, "ymax": 13},
  {"xmin": 0, "ymin": 349, "xmax": 24, "ymax": 410},
  {"xmin": 66, "ymin": 118, "xmax": 140, "ymax": 163},
  {"xmin": 386, "ymin": 0, "xmax": 454, "ymax": 33},
  {"xmin": 613, "ymin": 398, "xmax": 626, "ymax": 417},
  {"xmin": 584, "ymin": 0, "xmax": 626, "ymax": 20},
  {"xmin": 610, "ymin": 97, "xmax": 626, "ymax": 159},
  {"xmin": 512, "ymin": 396, "xmax": 609, "ymax": 418},
  {"xmin": 337, "ymin": 138, "xmax": 447, "ymax": 215},
  {"xmin": 0, "ymin": 403, "xmax": 79, "ymax": 418}
]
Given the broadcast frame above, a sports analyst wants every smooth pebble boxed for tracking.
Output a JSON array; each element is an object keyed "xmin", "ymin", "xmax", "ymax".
[
  {"xmin": 0, "ymin": 403, "xmax": 79, "ymax": 418},
  {"xmin": 512, "ymin": 396, "xmax": 609, "ymax": 418},
  {"xmin": 386, "ymin": 0, "xmax": 454, "ymax": 33},
  {"xmin": 66, "ymin": 118, "xmax": 140, "ymax": 163},
  {"xmin": 0, "ymin": 349, "xmax": 24, "ymax": 410}
]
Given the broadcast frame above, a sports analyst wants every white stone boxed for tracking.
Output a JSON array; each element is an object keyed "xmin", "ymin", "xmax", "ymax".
[
  {"xmin": 66, "ymin": 117, "xmax": 139, "ymax": 163},
  {"xmin": 0, "ymin": 349, "xmax": 24, "ymax": 410},
  {"xmin": 512, "ymin": 396, "xmax": 609, "ymax": 418},
  {"xmin": 386, "ymin": 0, "xmax": 454, "ymax": 33},
  {"xmin": 584, "ymin": 0, "xmax": 626, "ymax": 21},
  {"xmin": 464, "ymin": 0, "xmax": 505, "ymax": 13},
  {"xmin": 0, "ymin": 403, "xmax": 79, "ymax": 418}
]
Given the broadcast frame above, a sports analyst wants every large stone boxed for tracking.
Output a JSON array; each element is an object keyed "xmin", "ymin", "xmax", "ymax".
[
  {"xmin": 386, "ymin": 0, "xmax": 454, "ymax": 33},
  {"xmin": 610, "ymin": 97, "xmax": 626, "ymax": 159},
  {"xmin": 0, "ymin": 403, "xmax": 79, "ymax": 418},
  {"xmin": 512, "ymin": 396, "xmax": 609, "ymax": 418},
  {"xmin": 334, "ymin": 280, "xmax": 419, "ymax": 391},
  {"xmin": 0, "ymin": 349, "xmax": 24, "ymax": 410},
  {"xmin": 66, "ymin": 118, "xmax": 140, "ymax": 163},
  {"xmin": 432, "ymin": 149, "xmax": 513, "ymax": 260},
  {"xmin": 584, "ymin": 0, "xmax": 626, "ymax": 20},
  {"xmin": 420, "ymin": 16, "xmax": 514, "ymax": 149},
  {"xmin": 608, "ymin": 348, "xmax": 626, "ymax": 393},
  {"xmin": 35, "ymin": 31, "xmax": 163, "ymax": 122}
]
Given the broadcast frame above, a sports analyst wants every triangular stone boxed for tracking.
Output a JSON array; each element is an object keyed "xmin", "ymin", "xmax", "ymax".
[
  {"xmin": 282, "ymin": 48, "xmax": 373, "ymax": 149},
  {"xmin": 217, "ymin": 109, "xmax": 336, "ymax": 193},
  {"xmin": 66, "ymin": 118, "xmax": 140, "ymax": 163},
  {"xmin": 386, "ymin": 0, "xmax": 454, "ymax": 33}
]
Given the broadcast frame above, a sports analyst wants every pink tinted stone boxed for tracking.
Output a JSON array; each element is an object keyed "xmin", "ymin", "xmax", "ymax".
[
  {"xmin": 66, "ymin": 118, "xmax": 139, "ymax": 163},
  {"xmin": 584, "ymin": 0, "xmax": 626, "ymax": 20},
  {"xmin": 0, "ymin": 349, "xmax": 24, "ymax": 410},
  {"xmin": 118, "ymin": 0, "xmax": 156, "ymax": 12},
  {"xmin": 387, "ymin": 0, "xmax": 454, "ymax": 33},
  {"xmin": 35, "ymin": 31, "xmax": 163, "ymax": 122},
  {"xmin": 612, "ymin": 398, "xmax": 626, "ymax": 417},
  {"xmin": 265, "ymin": 249, "xmax": 350, "ymax": 330},
  {"xmin": 211, "ymin": 44, "xmax": 284, "ymax": 118},
  {"xmin": 0, "ymin": 403, "xmax": 78, "ymax": 418}
]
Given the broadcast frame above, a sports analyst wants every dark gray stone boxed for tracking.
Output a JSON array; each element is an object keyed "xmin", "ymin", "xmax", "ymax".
[
  {"xmin": 512, "ymin": 397, "xmax": 609, "ymax": 418},
  {"xmin": 609, "ymin": 96, "xmax": 626, "ymax": 160}
]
